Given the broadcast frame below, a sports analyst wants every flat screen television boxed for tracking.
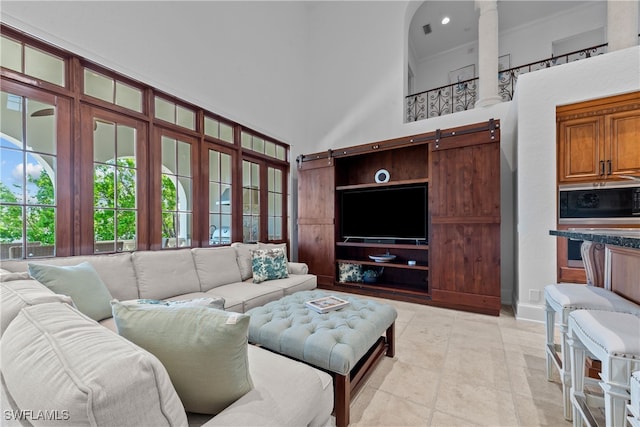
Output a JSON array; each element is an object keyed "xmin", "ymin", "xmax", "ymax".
[{"xmin": 340, "ymin": 184, "xmax": 427, "ymax": 241}]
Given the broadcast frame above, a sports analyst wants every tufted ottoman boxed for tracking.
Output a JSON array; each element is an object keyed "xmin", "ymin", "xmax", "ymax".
[{"xmin": 246, "ymin": 290, "xmax": 397, "ymax": 427}]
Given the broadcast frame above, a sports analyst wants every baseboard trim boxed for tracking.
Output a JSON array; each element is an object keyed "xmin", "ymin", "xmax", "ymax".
[{"xmin": 514, "ymin": 302, "xmax": 546, "ymax": 323}]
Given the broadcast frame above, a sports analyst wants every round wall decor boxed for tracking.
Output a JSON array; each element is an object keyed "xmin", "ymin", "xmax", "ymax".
[{"xmin": 374, "ymin": 169, "xmax": 390, "ymax": 183}]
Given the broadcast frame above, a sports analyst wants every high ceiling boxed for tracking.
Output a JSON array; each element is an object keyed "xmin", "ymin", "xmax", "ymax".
[{"xmin": 409, "ymin": 1, "xmax": 599, "ymax": 62}]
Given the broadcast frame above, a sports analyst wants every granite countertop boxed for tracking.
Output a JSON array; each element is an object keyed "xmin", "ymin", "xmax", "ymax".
[{"xmin": 550, "ymin": 228, "xmax": 640, "ymax": 249}]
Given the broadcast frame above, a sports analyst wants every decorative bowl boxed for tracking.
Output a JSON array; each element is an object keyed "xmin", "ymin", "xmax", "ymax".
[{"xmin": 369, "ymin": 254, "xmax": 396, "ymax": 263}]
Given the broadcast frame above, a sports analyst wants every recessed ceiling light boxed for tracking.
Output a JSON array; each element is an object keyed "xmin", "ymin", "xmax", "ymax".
[{"xmin": 441, "ymin": 16, "xmax": 450, "ymax": 25}]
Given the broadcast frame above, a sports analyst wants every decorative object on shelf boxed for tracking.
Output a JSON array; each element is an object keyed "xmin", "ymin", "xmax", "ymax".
[
  {"xmin": 338, "ymin": 263, "xmax": 363, "ymax": 283},
  {"xmin": 374, "ymin": 169, "xmax": 390, "ymax": 183},
  {"xmin": 362, "ymin": 269, "xmax": 380, "ymax": 283},
  {"xmin": 368, "ymin": 253, "xmax": 396, "ymax": 263},
  {"xmin": 407, "ymin": 260, "xmax": 416, "ymax": 266}
]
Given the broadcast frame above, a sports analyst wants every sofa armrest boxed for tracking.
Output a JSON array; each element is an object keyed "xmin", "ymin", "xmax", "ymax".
[{"xmin": 287, "ymin": 262, "xmax": 309, "ymax": 275}]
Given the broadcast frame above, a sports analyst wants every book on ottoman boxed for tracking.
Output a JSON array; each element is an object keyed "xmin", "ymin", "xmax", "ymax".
[{"xmin": 305, "ymin": 295, "xmax": 350, "ymax": 314}]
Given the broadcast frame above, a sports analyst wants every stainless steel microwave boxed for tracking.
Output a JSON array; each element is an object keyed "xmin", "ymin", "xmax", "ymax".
[{"xmin": 558, "ymin": 183, "xmax": 640, "ymax": 224}]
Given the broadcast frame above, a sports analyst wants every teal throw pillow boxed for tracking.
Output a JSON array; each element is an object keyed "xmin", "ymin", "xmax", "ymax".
[
  {"xmin": 251, "ymin": 248, "xmax": 288, "ymax": 283},
  {"xmin": 28, "ymin": 262, "xmax": 113, "ymax": 321},
  {"xmin": 111, "ymin": 301, "xmax": 253, "ymax": 415}
]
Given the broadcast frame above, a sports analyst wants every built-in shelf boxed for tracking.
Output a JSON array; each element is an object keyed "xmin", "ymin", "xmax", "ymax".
[
  {"xmin": 336, "ymin": 178, "xmax": 428, "ymax": 191},
  {"xmin": 336, "ymin": 258, "xmax": 429, "ymax": 270},
  {"xmin": 336, "ymin": 241, "xmax": 429, "ymax": 250}
]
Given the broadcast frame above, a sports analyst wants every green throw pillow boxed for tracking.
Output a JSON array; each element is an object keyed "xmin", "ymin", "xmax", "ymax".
[
  {"xmin": 111, "ymin": 301, "xmax": 253, "ymax": 415},
  {"xmin": 28, "ymin": 262, "xmax": 113, "ymax": 321},
  {"xmin": 251, "ymin": 248, "xmax": 289, "ymax": 283}
]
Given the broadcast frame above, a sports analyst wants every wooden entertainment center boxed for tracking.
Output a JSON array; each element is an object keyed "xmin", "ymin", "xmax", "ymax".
[{"xmin": 297, "ymin": 119, "xmax": 502, "ymax": 315}]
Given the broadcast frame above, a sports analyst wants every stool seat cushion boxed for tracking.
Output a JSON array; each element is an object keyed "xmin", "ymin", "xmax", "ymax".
[
  {"xmin": 545, "ymin": 284, "xmax": 640, "ymax": 324},
  {"xmin": 246, "ymin": 290, "xmax": 397, "ymax": 375},
  {"xmin": 569, "ymin": 310, "xmax": 640, "ymax": 359}
]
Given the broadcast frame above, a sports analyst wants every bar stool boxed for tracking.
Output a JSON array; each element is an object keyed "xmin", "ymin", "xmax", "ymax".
[
  {"xmin": 567, "ymin": 310, "xmax": 640, "ymax": 427},
  {"xmin": 544, "ymin": 284, "xmax": 640, "ymax": 420},
  {"xmin": 628, "ymin": 371, "xmax": 640, "ymax": 427}
]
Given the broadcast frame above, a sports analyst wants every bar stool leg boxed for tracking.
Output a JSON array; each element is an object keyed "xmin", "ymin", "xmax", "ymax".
[
  {"xmin": 568, "ymin": 330, "xmax": 587, "ymax": 427},
  {"xmin": 559, "ymin": 322, "xmax": 573, "ymax": 421},
  {"xmin": 545, "ymin": 304, "xmax": 555, "ymax": 381}
]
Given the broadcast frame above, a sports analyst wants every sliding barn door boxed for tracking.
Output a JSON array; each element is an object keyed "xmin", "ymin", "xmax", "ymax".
[
  {"xmin": 297, "ymin": 157, "xmax": 336, "ymax": 287},
  {"xmin": 429, "ymin": 128, "xmax": 501, "ymax": 315}
]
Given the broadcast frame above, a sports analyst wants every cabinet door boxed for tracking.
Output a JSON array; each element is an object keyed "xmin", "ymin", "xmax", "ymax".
[
  {"xmin": 430, "ymin": 137, "xmax": 501, "ymax": 315},
  {"xmin": 558, "ymin": 116, "xmax": 606, "ymax": 183},
  {"xmin": 606, "ymin": 109, "xmax": 640, "ymax": 178},
  {"xmin": 297, "ymin": 158, "xmax": 336, "ymax": 286}
]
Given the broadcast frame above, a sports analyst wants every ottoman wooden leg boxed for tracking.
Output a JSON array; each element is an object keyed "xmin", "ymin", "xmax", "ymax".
[
  {"xmin": 334, "ymin": 374, "xmax": 350, "ymax": 427},
  {"xmin": 386, "ymin": 323, "xmax": 395, "ymax": 357}
]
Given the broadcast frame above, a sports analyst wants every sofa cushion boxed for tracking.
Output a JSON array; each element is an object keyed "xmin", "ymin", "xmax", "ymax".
[
  {"xmin": 198, "ymin": 345, "xmax": 333, "ymax": 427},
  {"xmin": 132, "ymin": 249, "xmax": 200, "ymax": 300},
  {"xmin": 0, "ymin": 271, "xmax": 30, "ymax": 282},
  {"xmin": 28, "ymin": 261, "xmax": 113, "ymax": 321},
  {"xmin": 251, "ymin": 248, "xmax": 289, "ymax": 284},
  {"xmin": 257, "ymin": 242, "xmax": 289, "ymax": 262},
  {"xmin": 1, "ymin": 279, "xmax": 73, "ymax": 336},
  {"xmin": 253, "ymin": 274, "xmax": 317, "ymax": 296},
  {"xmin": 212, "ymin": 282, "xmax": 283, "ymax": 312},
  {"xmin": 231, "ymin": 242, "xmax": 256, "ymax": 281},
  {"xmin": 5, "ymin": 252, "xmax": 140, "ymax": 301},
  {"xmin": 191, "ymin": 247, "xmax": 242, "ymax": 291},
  {"xmin": 1, "ymin": 302, "xmax": 187, "ymax": 426},
  {"xmin": 112, "ymin": 301, "xmax": 253, "ymax": 415}
]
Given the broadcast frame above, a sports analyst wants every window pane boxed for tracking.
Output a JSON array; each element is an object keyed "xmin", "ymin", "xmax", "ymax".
[
  {"xmin": 0, "ymin": 91, "xmax": 57, "ymax": 260},
  {"xmin": 117, "ymin": 210, "xmax": 137, "ymax": 250},
  {"xmin": 252, "ymin": 136, "xmax": 264, "ymax": 153},
  {"xmin": 276, "ymin": 145, "xmax": 286, "ymax": 160},
  {"xmin": 26, "ymin": 99, "xmax": 56, "ymax": 155},
  {"xmin": 204, "ymin": 117, "xmax": 219, "ymax": 139},
  {"xmin": 1, "ymin": 36, "xmax": 22, "ymax": 72},
  {"xmin": 24, "ymin": 46, "xmax": 64, "ymax": 86},
  {"xmin": 209, "ymin": 151, "xmax": 220, "ymax": 180},
  {"xmin": 26, "ymin": 206, "xmax": 56, "ymax": 254},
  {"xmin": 162, "ymin": 136, "xmax": 177, "ymax": 174},
  {"xmin": 115, "ymin": 81, "xmax": 142, "ymax": 113},
  {"xmin": 220, "ymin": 153, "xmax": 232, "ymax": 183},
  {"xmin": 117, "ymin": 125, "xmax": 136, "ymax": 164},
  {"xmin": 94, "ymin": 164, "xmax": 116, "ymax": 208},
  {"xmin": 265, "ymin": 141, "xmax": 276, "ymax": 158},
  {"xmin": 155, "ymin": 97, "xmax": 174, "ymax": 123},
  {"xmin": 94, "ymin": 120, "xmax": 116, "ymax": 162},
  {"xmin": 94, "ymin": 208, "xmax": 115, "ymax": 253},
  {"xmin": 178, "ymin": 177, "xmax": 192, "ymax": 210},
  {"xmin": 84, "ymin": 69, "xmax": 113, "ymax": 103},
  {"xmin": 27, "ymin": 154, "xmax": 56, "ymax": 206},
  {"xmin": 176, "ymin": 106, "xmax": 195, "ymax": 130},
  {"xmin": 241, "ymin": 131, "xmax": 251, "ymax": 149},
  {"xmin": 209, "ymin": 182, "xmax": 220, "ymax": 213},
  {"xmin": 220, "ymin": 123, "xmax": 233, "ymax": 143},
  {"xmin": 177, "ymin": 140, "xmax": 191, "ymax": 177},
  {"xmin": 116, "ymin": 165, "xmax": 136, "ymax": 209}
]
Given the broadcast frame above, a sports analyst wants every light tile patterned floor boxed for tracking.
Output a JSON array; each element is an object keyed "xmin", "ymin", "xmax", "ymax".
[{"xmin": 347, "ymin": 298, "xmax": 570, "ymax": 427}]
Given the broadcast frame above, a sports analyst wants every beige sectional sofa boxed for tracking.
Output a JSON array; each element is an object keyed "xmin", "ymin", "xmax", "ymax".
[{"xmin": 0, "ymin": 244, "xmax": 334, "ymax": 426}]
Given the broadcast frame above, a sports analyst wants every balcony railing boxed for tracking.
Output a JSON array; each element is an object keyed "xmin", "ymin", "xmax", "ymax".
[{"xmin": 406, "ymin": 43, "xmax": 608, "ymax": 122}]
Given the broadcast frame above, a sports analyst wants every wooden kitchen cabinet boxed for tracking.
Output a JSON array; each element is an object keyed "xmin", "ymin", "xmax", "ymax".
[{"xmin": 557, "ymin": 91, "xmax": 640, "ymax": 184}]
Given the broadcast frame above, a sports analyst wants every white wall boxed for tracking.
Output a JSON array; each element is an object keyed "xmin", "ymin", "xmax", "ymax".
[
  {"xmin": 415, "ymin": 1, "xmax": 609, "ymax": 94},
  {"xmin": 1, "ymin": 1, "xmax": 308, "ymax": 154},
  {"xmin": 514, "ymin": 46, "xmax": 640, "ymax": 322}
]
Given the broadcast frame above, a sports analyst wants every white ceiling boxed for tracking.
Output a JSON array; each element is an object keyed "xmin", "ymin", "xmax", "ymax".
[{"xmin": 409, "ymin": 1, "xmax": 599, "ymax": 62}]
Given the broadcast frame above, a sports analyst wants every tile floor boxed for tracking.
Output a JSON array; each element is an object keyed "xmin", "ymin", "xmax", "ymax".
[{"xmin": 348, "ymin": 298, "xmax": 570, "ymax": 427}]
